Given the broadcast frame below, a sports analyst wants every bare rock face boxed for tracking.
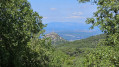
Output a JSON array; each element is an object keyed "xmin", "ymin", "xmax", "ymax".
[{"xmin": 45, "ymin": 32, "xmax": 67, "ymax": 45}]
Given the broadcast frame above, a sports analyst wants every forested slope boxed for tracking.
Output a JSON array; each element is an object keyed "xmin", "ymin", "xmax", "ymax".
[
  {"xmin": 57, "ymin": 34, "xmax": 106, "ymax": 48},
  {"xmin": 55, "ymin": 34, "xmax": 106, "ymax": 56}
]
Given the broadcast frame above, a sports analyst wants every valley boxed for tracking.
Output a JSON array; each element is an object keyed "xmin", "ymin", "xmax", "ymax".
[{"xmin": 44, "ymin": 22, "xmax": 102, "ymax": 41}]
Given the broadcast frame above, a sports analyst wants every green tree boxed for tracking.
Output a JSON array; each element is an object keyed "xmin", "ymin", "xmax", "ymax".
[
  {"xmin": 0, "ymin": 0, "xmax": 53, "ymax": 67},
  {"xmin": 78, "ymin": 0, "xmax": 119, "ymax": 66}
]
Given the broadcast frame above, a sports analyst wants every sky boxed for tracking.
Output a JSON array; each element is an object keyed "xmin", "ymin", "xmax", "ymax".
[{"xmin": 28, "ymin": 0, "xmax": 97, "ymax": 24}]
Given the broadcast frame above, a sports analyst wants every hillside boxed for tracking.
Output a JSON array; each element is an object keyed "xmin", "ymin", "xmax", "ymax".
[
  {"xmin": 45, "ymin": 32, "xmax": 67, "ymax": 45},
  {"xmin": 56, "ymin": 34, "xmax": 106, "ymax": 56},
  {"xmin": 57, "ymin": 34, "xmax": 106, "ymax": 48}
]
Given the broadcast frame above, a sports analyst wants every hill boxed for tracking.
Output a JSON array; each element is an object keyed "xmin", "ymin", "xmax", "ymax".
[
  {"xmin": 56, "ymin": 34, "xmax": 106, "ymax": 56},
  {"xmin": 45, "ymin": 32, "xmax": 67, "ymax": 45}
]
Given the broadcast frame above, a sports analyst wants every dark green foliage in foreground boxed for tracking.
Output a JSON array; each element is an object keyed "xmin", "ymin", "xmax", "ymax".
[
  {"xmin": 0, "ymin": 0, "xmax": 55, "ymax": 67},
  {"xmin": 78, "ymin": 0, "xmax": 119, "ymax": 66}
]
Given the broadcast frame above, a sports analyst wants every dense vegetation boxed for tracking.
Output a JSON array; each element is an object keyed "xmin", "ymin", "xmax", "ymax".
[
  {"xmin": 0, "ymin": 0, "xmax": 54, "ymax": 67},
  {"xmin": 57, "ymin": 34, "xmax": 106, "ymax": 48},
  {"xmin": 55, "ymin": 34, "xmax": 106, "ymax": 64},
  {"xmin": 1, "ymin": 0, "xmax": 119, "ymax": 67},
  {"xmin": 78, "ymin": 0, "xmax": 119, "ymax": 66}
]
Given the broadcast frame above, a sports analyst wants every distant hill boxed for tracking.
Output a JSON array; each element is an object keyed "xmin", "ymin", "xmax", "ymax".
[
  {"xmin": 45, "ymin": 32, "xmax": 67, "ymax": 45},
  {"xmin": 44, "ymin": 22, "xmax": 102, "ymax": 41},
  {"xmin": 55, "ymin": 31, "xmax": 102, "ymax": 41},
  {"xmin": 44, "ymin": 22, "xmax": 101, "ymax": 33}
]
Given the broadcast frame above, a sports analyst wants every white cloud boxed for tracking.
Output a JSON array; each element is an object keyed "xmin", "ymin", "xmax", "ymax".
[
  {"xmin": 82, "ymin": 5, "xmax": 93, "ymax": 8},
  {"xmin": 43, "ymin": 17, "xmax": 48, "ymax": 19},
  {"xmin": 65, "ymin": 16, "xmax": 84, "ymax": 19},
  {"xmin": 50, "ymin": 8, "xmax": 57, "ymax": 10},
  {"xmin": 72, "ymin": 12, "xmax": 83, "ymax": 15},
  {"xmin": 65, "ymin": 11, "xmax": 85, "ymax": 19}
]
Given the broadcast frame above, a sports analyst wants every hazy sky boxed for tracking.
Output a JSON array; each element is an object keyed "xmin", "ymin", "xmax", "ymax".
[{"xmin": 28, "ymin": 0, "xmax": 97, "ymax": 23}]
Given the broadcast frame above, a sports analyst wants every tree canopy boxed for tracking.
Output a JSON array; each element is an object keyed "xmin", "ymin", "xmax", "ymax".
[
  {"xmin": 78, "ymin": 0, "xmax": 119, "ymax": 66},
  {"xmin": 0, "ymin": 0, "xmax": 53, "ymax": 67}
]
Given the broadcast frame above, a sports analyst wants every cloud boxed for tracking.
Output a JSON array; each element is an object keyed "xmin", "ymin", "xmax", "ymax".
[
  {"xmin": 50, "ymin": 8, "xmax": 57, "ymax": 10},
  {"xmin": 82, "ymin": 5, "xmax": 93, "ymax": 8},
  {"xmin": 43, "ymin": 17, "xmax": 48, "ymax": 19},
  {"xmin": 65, "ymin": 11, "xmax": 85, "ymax": 19},
  {"xmin": 65, "ymin": 16, "xmax": 84, "ymax": 19},
  {"xmin": 72, "ymin": 12, "xmax": 83, "ymax": 15}
]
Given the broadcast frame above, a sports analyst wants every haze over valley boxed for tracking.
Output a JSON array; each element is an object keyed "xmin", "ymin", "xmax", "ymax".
[{"xmin": 44, "ymin": 22, "xmax": 102, "ymax": 41}]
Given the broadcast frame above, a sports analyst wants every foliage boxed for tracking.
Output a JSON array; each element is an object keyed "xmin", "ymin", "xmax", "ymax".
[
  {"xmin": 0, "ymin": 0, "xmax": 54, "ymax": 67},
  {"xmin": 57, "ymin": 34, "xmax": 105, "ymax": 50},
  {"xmin": 2, "ymin": 0, "xmax": 119, "ymax": 67},
  {"xmin": 78, "ymin": 0, "xmax": 119, "ymax": 66},
  {"xmin": 49, "ymin": 50, "xmax": 75, "ymax": 67},
  {"xmin": 83, "ymin": 46, "xmax": 119, "ymax": 67},
  {"xmin": 55, "ymin": 34, "xmax": 105, "ymax": 65},
  {"xmin": 55, "ymin": 34, "xmax": 106, "ymax": 67}
]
